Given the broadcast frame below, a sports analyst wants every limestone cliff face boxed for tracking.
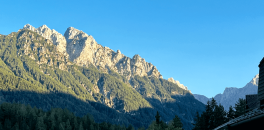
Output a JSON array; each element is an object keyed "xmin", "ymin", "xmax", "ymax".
[
  {"xmin": 23, "ymin": 24, "xmax": 163, "ymax": 80},
  {"xmin": 168, "ymin": 77, "xmax": 190, "ymax": 92},
  {"xmin": 23, "ymin": 24, "xmax": 68, "ymax": 57}
]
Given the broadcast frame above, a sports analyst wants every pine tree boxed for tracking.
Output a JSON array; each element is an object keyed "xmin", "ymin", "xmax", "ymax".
[
  {"xmin": 78, "ymin": 122, "xmax": 84, "ymax": 130},
  {"xmin": 21, "ymin": 119, "xmax": 30, "ymax": 130},
  {"xmin": 0, "ymin": 122, "xmax": 3, "ymax": 130},
  {"xmin": 209, "ymin": 98, "xmax": 217, "ymax": 129},
  {"xmin": 11, "ymin": 122, "xmax": 20, "ymax": 130},
  {"xmin": 35, "ymin": 116, "xmax": 46, "ymax": 130},
  {"xmin": 59, "ymin": 122, "xmax": 65, "ymax": 130},
  {"xmin": 172, "ymin": 115, "xmax": 183, "ymax": 129},
  {"xmin": 73, "ymin": 117, "xmax": 79, "ymax": 130},
  {"xmin": 213, "ymin": 104, "xmax": 227, "ymax": 129},
  {"xmin": 89, "ymin": 124, "xmax": 94, "ymax": 130},
  {"xmin": 155, "ymin": 111, "xmax": 161, "ymax": 125},
  {"xmin": 4, "ymin": 118, "xmax": 12, "ymax": 130},
  {"xmin": 65, "ymin": 119, "xmax": 72, "ymax": 130},
  {"xmin": 203, "ymin": 100, "xmax": 212, "ymax": 130},
  {"xmin": 234, "ymin": 98, "xmax": 246, "ymax": 118},
  {"xmin": 160, "ymin": 120, "xmax": 168, "ymax": 130},
  {"xmin": 138, "ymin": 126, "xmax": 145, "ymax": 130},
  {"xmin": 127, "ymin": 124, "xmax": 134, "ymax": 130},
  {"xmin": 227, "ymin": 106, "xmax": 235, "ymax": 121},
  {"xmin": 192, "ymin": 111, "xmax": 200, "ymax": 130}
]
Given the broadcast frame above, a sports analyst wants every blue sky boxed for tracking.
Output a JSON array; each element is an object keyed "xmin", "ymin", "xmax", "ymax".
[{"xmin": 1, "ymin": 0, "xmax": 264, "ymax": 98}]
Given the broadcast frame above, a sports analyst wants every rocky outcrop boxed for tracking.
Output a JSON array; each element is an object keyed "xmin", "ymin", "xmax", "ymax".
[
  {"xmin": 193, "ymin": 74, "xmax": 259, "ymax": 111},
  {"xmin": 23, "ymin": 24, "xmax": 163, "ymax": 80},
  {"xmin": 168, "ymin": 77, "xmax": 190, "ymax": 92},
  {"xmin": 23, "ymin": 24, "xmax": 68, "ymax": 56}
]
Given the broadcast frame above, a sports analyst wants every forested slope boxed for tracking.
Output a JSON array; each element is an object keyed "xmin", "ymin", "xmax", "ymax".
[{"xmin": 0, "ymin": 29, "xmax": 205, "ymax": 130}]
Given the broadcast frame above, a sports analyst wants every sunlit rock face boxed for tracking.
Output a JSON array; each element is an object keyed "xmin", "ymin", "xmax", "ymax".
[
  {"xmin": 24, "ymin": 24, "xmax": 162, "ymax": 80},
  {"xmin": 23, "ymin": 24, "xmax": 68, "ymax": 56},
  {"xmin": 168, "ymin": 77, "xmax": 190, "ymax": 92}
]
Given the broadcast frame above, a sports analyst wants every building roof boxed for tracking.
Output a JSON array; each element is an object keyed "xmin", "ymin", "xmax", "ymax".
[
  {"xmin": 213, "ymin": 108, "xmax": 264, "ymax": 130},
  {"xmin": 246, "ymin": 94, "xmax": 259, "ymax": 111},
  {"xmin": 259, "ymin": 57, "xmax": 264, "ymax": 67}
]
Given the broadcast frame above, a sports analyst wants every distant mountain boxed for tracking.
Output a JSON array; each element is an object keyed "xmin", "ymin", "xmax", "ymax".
[
  {"xmin": 0, "ymin": 24, "xmax": 205, "ymax": 130},
  {"xmin": 193, "ymin": 74, "xmax": 259, "ymax": 111},
  {"xmin": 193, "ymin": 94, "xmax": 210, "ymax": 105}
]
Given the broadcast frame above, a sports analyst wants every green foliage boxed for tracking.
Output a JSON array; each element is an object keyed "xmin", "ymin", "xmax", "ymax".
[
  {"xmin": 147, "ymin": 112, "xmax": 184, "ymax": 130},
  {"xmin": 192, "ymin": 98, "xmax": 246, "ymax": 130},
  {"xmin": 0, "ymin": 29, "xmax": 206, "ymax": 130},
  {"xmin": 234, "ymin": 98, "xmax": 246, "ymax": 118},
  {"xmin": 0, "ymin": 102, "xmax": 136, "ymax": 130},
  {"xmin": 172, "ymin": 115, "xmax": 183, "ymax": 129},
  {"xmin": 227, "ymin": 106, "xmax": 235, "ymax": 121}
]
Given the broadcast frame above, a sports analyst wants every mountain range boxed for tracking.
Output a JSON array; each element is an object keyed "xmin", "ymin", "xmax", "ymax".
[
  {"xmin": 0, "ymin": 24, "xmax": 205, "ymax": 130},
  {"xmin": 193, "ymin": 74, "xmax": 259, "ymax": 111}
]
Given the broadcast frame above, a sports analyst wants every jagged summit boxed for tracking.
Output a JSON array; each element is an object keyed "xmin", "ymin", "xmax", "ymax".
[
  {"xmin": 64, "ymin": 27, "xmax": 89, "ymax": 42},
  {"xmin": 168, "ymin": 77, "xmax": 190, "ymax": 92},
  {"xmin": 194, "ymin": 74, "xmax": 259, "ymax": 111},
  {"xmin": 250, "ymin": 74, "xmax": 259, "ymax": 86},
  {"xmin": 23, "ymin": 24, "xmax": 67, "ymax": 55},
  {"xmin": 22, "ymin": 24, "xmax": 163, "ymax": 80}
]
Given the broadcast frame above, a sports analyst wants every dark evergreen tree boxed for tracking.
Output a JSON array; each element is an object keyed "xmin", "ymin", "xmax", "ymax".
[
  {"xmin": 89, "ymin": 124, "xmax": 94, "ymax": 130},
  {"xmin": 11, "ymin": 122, "xmax": 20, "ymax": 130},
  {"xmin": 99, "ymin": 122, "xmax": 109, "ymax": 130},
  {"xmin": 203, "ymin": 100, "xmax": 212, "ymax": 130},
  {"xmin": 192, "ymin": 111, "xmax": 200, "ymax": 130},
  {"xmin": 126, "ymin": 124, "xmax": 134, "ymax": 130},
  {"xmin": 73, "ymin": 117, "xmax": 79, "ymax": 130},
  {"xmin": 35, "ymin": 116, "xmax": 46, "ymax": 130},
  {"xmin": 78, "ymin": 122, "xmax": 84, "ymax": 130},
  {"xmin": 172, "ymin": 115, "xmax": 183, "ymax": 129},
  {"xmin": 65, "ymin": 119, "xmax": 72, "ymax": 130},
  {"xmin": 234, "ymin": 98, "xmax": 246, "ymax": 118},
  {"xmin": 227, "ymin": 106, "xmax": 235, "ymax": 121},
  {"xmin": 137, "ymin": 126, "xmax": 145, "ymax": 130},
  {"xmin": 21, "ymin": 119, "xmax": 29, "ymax": 130},
  {"xmin": 155, "ymin": 111, "xmax": 161, "ymax": 125},
  {"xmin": 213, "ymin": 104, "xmax": 227, "ymax": 128},
  {"xmin": 209, "ymin": 98, "xmax": 217, "ymax": 129},
  {"xmin": 4, "ymin": 118, "xmax": 12, "ymax": 130}
]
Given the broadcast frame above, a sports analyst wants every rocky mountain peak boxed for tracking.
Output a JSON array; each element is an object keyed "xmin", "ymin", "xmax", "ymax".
[
  {"xmin": 250, "ymin": 74, "xmax": 259, "ymax": 86},
  {"xmin": 168, "ymin": 77, "xmax": 190, "ymax": 92},
  {"xmin": 117, "ymin": 50, "xmax": 121, "ymax": 54},
  {"xmin": 23, "ymin": 24, "xmax": 36, "ymax": 31},
  {"xmin": 194, "ymin": 74, "xmax": 259, "ymax": 111},
  {"xmin": 23, "ymin": 24, "xmax": 67, "ymax": 55},
  {"xmin": 22, "ymin": 24, "xmax": 163, "ymax": 80}
]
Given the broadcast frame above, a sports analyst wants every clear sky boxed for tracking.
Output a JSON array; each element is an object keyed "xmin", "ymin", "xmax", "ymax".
[{"xmin": 1, "ymin": 0, "xmax": 264, "ymax": 98}]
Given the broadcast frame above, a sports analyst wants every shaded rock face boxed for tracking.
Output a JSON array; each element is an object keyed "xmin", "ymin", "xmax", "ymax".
[
  {"xmin": 193, "ymin": 74, "xmax": 259, "ymax": 111},
  {"xmin": 193, "ymin": 94, "xmax": 209, "ymax": 104},
  {"xmin": 24, "ymin": 24, "xmax": 163, "ymax": 80}
]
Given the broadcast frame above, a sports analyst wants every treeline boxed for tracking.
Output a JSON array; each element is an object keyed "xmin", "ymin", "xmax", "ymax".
[
  {"xmin": 0, "ymin": 102, "xmax": 185, "ymax": 130},
  {"xmin": 0, "ymin": 102, "xmax": 133, "ymax": 130},
  {"xmin": 146, "ymin": 111, "xmax": 183, "ymax": 130},
  {"xmin": 192, "ymin": 98, "xmax": 246, "ymax": 130}
]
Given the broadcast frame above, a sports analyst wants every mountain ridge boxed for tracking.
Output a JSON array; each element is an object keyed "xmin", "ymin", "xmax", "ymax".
[
  {"xmin": 0, "ymin": 24, "xmax": 204, "ymax": 130},
  {"xmin": 23, "ymin": 24, "xmax": 163, "ymax": 80},
  {"xmin": 193, "ymin": 74, "xmax": 259, "ymax": 110}
]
